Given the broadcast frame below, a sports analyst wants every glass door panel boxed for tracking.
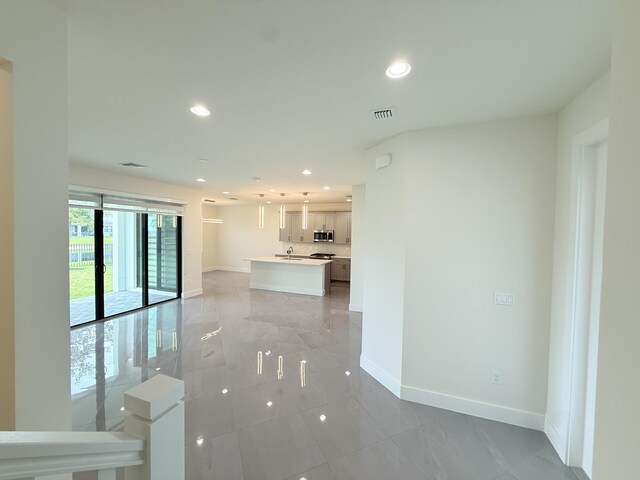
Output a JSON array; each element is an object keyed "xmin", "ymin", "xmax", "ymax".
[
  {"xmin": 103, "ymin": 210, "xmax": 143, "ymax": 317},
  {"xmin": 69, "ymin": 207, "xmax": 96, "ymax": 327},
  {"xmin": 148, "ymin": 214, "xmax": 180, "ymax": 304}
]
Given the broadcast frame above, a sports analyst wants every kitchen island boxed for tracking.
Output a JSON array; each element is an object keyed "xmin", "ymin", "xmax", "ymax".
[{"xmin": 244, "ymin": 256, "xmax": 332, "ymax": 296}]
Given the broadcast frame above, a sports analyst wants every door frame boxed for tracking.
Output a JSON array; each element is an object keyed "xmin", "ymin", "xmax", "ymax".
[{"xmin": 565, "ymin": 118, "xmax": 608, "ymax": 476}]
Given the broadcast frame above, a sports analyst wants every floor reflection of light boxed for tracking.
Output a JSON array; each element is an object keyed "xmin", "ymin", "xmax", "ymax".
[
  {"xmin": 201, "ymin": 327, "xmax": 222, "ymax": 341},
  {"xmin": 266, "ymin": 401, "xmax": 273, "ymax": 407},
  {"xmin": 345, "ymin": 370, "xmax": 351, "ymax": 376},
  {"xmin": 277, "ymin": 355, "xmax": 284, "ymax": 380},
  {"xmin": 319, "ymin": 414, "xmax": 327, "ymax": 422},
  {"xmin": 120, "ymin": 406, "xmax": 125, "ymax": 412},
  {"xmin": 196, "ymin": 436, "xmax": 204, "ymax": 446},
  {"xmin": 300, "ymin": 360, "xmax": 306, "ymax": 387},
  {"xmin": 257, "ymin": 351, "xmax": 263, "ymax": 375},
  {"xmin": 222, "ymin": 388, "xmax": 228, "ymax": 394}
]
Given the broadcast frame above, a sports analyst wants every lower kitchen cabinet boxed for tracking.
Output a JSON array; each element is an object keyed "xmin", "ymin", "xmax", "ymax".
[{"xmin": 330, "ymin": 258, "xmax": 351, "ymax": 282}]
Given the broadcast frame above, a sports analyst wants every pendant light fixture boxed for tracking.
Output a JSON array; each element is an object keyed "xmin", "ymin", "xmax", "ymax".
[
  {"xmin": 302, "ymin": 192, "xmax": 309, "ymax": 230},
  {"xmin": 258, "ymin": 194, "xmax": 265, "ymax": 229},
  {"xmin": 279, "ymin": 194, "xmax": 286, "ymax": 229}
]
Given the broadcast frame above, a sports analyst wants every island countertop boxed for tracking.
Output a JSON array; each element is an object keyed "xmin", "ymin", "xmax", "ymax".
[{"xmin": 244, "ymin": 256, "xmax": 332, "ymax": 266}]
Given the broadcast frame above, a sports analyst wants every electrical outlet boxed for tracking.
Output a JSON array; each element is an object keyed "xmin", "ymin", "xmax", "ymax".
[{"xmin": 492, "ymin": 371, "xmax": 502, "ymax": 385}]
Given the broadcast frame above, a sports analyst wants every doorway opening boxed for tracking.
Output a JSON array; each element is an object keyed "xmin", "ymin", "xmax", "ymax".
[{"xmin": 566, "ymin": 119, "xmax": 608, "ymax": 478}]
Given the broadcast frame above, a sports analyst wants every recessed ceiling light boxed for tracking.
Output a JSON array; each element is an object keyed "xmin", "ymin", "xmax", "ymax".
[
  {"xmin": 322, "ymin": 186, "xmax": 330, "ymax": 191},
  {"xmin": 385, "ymin": 60, "xmax": 412, "ymax": 79},
  {"xmin": 222, "ymin": 191, "xmax": 230, "ymax": 194},
  {"xmin": 269, "ymin": 189, "xmax": 277, "ymax": 193},
  {"xmin": 190, "ymin": 105, "xmax": 210, "ymax": 116},
  {"xmin": 302, "ymin": 169, "xmax": 312, "ymax": 175},
  {"xmin": 196, "ymin": 178, "xmax": 206, "ymax": 182},
  {"xmin": 266, "ymin": 201, "xmax": 272, "ymax": 204}
]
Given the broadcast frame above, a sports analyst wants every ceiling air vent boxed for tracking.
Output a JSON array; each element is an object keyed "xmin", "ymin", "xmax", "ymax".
[
  {"xmin": 119, "ymin": 162, "xmax": 147, "ymax": 168},
  {"xmin": 371, "ymin": 108, "xmax": 395, "ymax": 120},
  {"xmin": 203, "ymin": 198, "xmax": 216, "ymax": 203},
  {"xmin": 229, "ymin": 197, "xmax": 238, "ymax": 201}
]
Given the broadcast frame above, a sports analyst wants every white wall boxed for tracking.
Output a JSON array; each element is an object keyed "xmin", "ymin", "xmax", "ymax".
[
  {"xmin": 593, "ymin": 1, "xmax": 640, "ymax": 477},
  {"xmin": 69, "ymin": 164, "xmax": 204, "ymax": 298},
  {"xmin": 401, "ymin": 116, "xmax": 557, "ymax": 426},
  {"xmin": 0, "ymin": 63, "xmax": 14, "ymax": 430},
  {"xmin": 545, "ymin": 73, "xmax": 610, "ymax": 456},
  {"xmin": 362, "ymin": 116, "xmax": 558, "ymax": 428},
  {"xmin": 349, "ymin": 184, "xmax": 365, "ymax": 312},
  {"xmin": 215, "ymin": 204, "xmax": 282, "ymax": 271},
  {"xmin": 0, "ymin": 0, "xmax": 71, "ymax": 431},
  {"xmin": 360, "ymin": 133, "xmax": 409, "ymax": 395},
  {"xmin": 202, "ymin": 204, "xmax": 218, "ymax": 271},
  {"xmin": 214, "ymin": 203, "xmax": 352, "ymax": 271}
]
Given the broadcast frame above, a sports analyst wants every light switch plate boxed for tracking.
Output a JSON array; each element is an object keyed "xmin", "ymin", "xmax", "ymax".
[{"xmin": 494, "ymin": 292, "xmax": 516, "ymax": 306}]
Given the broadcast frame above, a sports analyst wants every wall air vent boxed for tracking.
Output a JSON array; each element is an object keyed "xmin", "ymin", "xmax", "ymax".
[
  {"xmin": 371, "ymin": 108, "xmax": 395, "ymax": 120},
  {"xmin": 119, "ymin": 162, "xmax": 148, "ymax": 168}
]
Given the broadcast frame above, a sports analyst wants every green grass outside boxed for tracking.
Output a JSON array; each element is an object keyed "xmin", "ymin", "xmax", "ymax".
[
  {"xmin": 69, "ymin": 236, "xmax": 113, "ymax": 245},
  {"xmin": 69, "ymin": 265, "xmax": 113, "ymax": 299}
]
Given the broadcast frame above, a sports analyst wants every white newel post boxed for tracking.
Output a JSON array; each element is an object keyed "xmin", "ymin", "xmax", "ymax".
[{"xmin": 123, "ymin": 374, "xmax": 185, "ymax": 480}]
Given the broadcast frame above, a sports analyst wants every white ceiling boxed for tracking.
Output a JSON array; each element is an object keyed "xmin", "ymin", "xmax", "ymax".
[{"xmin": 60, "ymin": 0, "xmax": 611, "ymax": 205}]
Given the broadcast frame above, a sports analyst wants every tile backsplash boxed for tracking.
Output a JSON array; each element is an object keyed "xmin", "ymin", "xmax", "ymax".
[{"xmin": 278, "ymin": 242, "xmax": 351, "ymax": 257}]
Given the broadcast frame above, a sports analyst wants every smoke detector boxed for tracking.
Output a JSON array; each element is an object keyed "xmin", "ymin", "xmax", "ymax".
[{"xmin": 371, "ymin": 108, "xmax": 395, "ymax": 120}]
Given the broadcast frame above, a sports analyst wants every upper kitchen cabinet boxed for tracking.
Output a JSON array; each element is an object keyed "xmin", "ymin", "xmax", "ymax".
[
  {"xmin": 280, "ymin": 212, "xmax": 310, "ymax": 243},
  {"xmin": 333, "ymin": 212, "xmax": 351, "ymax": 244},
  {"xmin": 279, "ymin": 210, "xmax": 351, "ymax": 244},
  {"xmin": 313, "ymin": 212, "xmax": 334, "ymax": 231}
]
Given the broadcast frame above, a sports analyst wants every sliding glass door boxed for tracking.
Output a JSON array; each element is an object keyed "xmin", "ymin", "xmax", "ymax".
[
  {"xmin": 69, "ymin": 207, "xmax": 97, "ymax": 326},
  {"xmin": 148, "ymin": 214, "xmax": 181, "ymax": 304},
  {"xmin": 68, "ymin": 193, "xmax": 183, "ymax": 327},
  {"xmin": 103, "ymin": 210, "xmax": 144, "ymax": 318}
]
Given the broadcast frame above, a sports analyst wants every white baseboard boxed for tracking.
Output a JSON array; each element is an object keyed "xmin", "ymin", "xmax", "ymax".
[
  {"xmin": 349, "ymin": 303, "xmax": 363, "ymax": 312},
  {"xmin": 209, "ymin": 266, "xmax": 250, "ymax": 273},
  {"xmin": 400, "ymin": 383, "xmax": 545, "ymax": 431},
  {"xmin": 250, "ymin": 283, "xmax": 324, "ymax": 297},
  {"xmin": 360, "ymin": 355, "xmax": 402, "ymax": 397},
  {"xmin": 544, "ymin": 416, "xmax": 566, "ymax": 461},
  {"xmin": 182, "ymin": 288, "xmax": 203, "ymax": 299},
  {"xmin": 202, "ymin": 266, "xmax": 217, "ymax": 273}
]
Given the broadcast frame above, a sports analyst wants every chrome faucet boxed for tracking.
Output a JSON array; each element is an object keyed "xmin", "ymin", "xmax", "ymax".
[{"xmin": 286, "ymin": 246, "xmax": 293, "ymax": 260}]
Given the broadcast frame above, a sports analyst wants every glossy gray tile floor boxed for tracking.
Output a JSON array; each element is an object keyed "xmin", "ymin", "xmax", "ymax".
[
  {"xmin": 70, "ymin": 289, "xmax": 175, "ymax": 326},
  {"xmin": 71, "ymin": 271, "xmax": 577, "ymax": 480}
]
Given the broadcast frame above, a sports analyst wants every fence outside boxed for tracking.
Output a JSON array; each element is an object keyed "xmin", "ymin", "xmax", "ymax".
[{"xmin": 69, "ymin": 244, "xmax": 113, "ymax": 267}]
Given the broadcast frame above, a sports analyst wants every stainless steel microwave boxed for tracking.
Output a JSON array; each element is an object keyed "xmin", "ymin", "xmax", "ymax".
[{"xmin": 313, "ymin": 230, "xmax": 334, "ymax": 242}]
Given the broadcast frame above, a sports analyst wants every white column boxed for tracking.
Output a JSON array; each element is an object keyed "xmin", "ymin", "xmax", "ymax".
[{"xmin": 123, "ymin": 375, "xmax": 185, "ymax": 480}]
